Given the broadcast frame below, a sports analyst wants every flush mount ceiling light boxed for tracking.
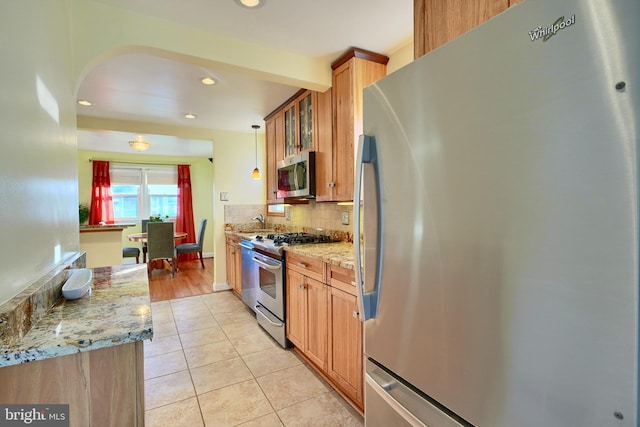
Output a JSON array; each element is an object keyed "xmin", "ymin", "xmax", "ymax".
[
  {"xmin": 129, "ymin": 135, "xmax": 151, "ymax": 152},
  {"xmin": 185, "ymin": 113, "xmax": 197, "ymax": 119},
  {"xmin": 77, "ymin": 100, "xmax": 93, "ymax": 106},
  {"xmin": 200, "ymin": 77, "xmax": 216, "ymax": 85},
  {"xmin": 234, "ymin": 0, "xmax": 264, "ymax": 9},
  {"xmin": 251, "ymin": 124, "xmax": 261, "ymax": 180}
]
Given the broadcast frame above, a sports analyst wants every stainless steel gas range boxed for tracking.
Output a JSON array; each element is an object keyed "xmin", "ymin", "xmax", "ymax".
[{"xmin": 240, "ymin": 232, "xmax": 333, "ymax": 348}]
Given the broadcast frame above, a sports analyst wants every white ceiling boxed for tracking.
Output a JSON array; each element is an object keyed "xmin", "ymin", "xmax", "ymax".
[{"xmin": 76, "ymin": 0, "xmax": 413, "ymax": 156}]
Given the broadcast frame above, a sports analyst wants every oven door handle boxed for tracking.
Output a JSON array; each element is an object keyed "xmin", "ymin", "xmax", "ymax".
[
  {"xmin": 252, "ymin": 257, "xmax": 282, "ymax": 271},
  {"xmin": 254, "ymin": 305, "xmax": 284, "ymax": 327},
  {"xmin": 239, "ymin": 241, "xmax": 254, "ymax": 250}
]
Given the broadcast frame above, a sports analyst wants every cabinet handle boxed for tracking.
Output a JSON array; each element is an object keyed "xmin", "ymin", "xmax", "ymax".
[
  {"xmin": 352, "ymin": 311, "xmax": 359, "ymax": 318},
  {"xmin": 296, "ymin": 262, "xmax": 307, "ymax": 269},
  {"xmin": 327, "ymin": 182, "xmax": 335, "ymax": 188},
  {"xmin": 298, "ymin": 284, "xmax": 306, "ymax": 290}
]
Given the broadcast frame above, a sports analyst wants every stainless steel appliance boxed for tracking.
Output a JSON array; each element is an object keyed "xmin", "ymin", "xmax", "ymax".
[
  {"xmin": 244, "ymin": 232, "xmax": 336, "ymax": 348},
  {"xmin": 252, "ymin": 250, "xmax": 288, "ymax": 348},
  {"xmin": 239, "ymin": 240, "xmax": 258, "ymax": 312},
  {"xmin": 277, "ymin": 151, "xmax": 316, "ymax": 199},
  {"xmin": 355, "ymin": 0, "xmax": 638, "ymax": 426}
]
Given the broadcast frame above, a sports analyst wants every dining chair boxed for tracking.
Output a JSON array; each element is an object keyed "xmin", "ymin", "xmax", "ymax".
[
  {"xmin": 141, "ymin": 219, "xmax": 149, "ymax": 263},
  {"xmin": 175, "ymin": 219, "xmax": 207, "ymax": 271},
  {"xmin": 146, "ymin": 222, "xmax": 176, "ymax": 278},
  {"xmin": 122, "ymin": 246, "xmax": 140, "ymax": 264}
]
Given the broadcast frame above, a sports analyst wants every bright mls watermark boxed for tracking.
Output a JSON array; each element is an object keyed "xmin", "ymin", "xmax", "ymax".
[{"xmin": 0, "ymin": 405, "xmax": 69, "ymax": 426}]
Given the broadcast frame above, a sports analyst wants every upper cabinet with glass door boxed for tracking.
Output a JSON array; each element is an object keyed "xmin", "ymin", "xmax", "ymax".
[
  {"xmin": 298, "ymin": 92, "xmax": 313, "ymax": 153},
  {"xmin": 284, "ymin": 90, "xmax": 318, "ymax": 157},
  {"xmin": 284, "ymin": 103, "xmax": 297, "ymax": 157}
]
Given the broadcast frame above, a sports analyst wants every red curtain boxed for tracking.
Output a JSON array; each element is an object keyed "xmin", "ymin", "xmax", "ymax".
[
  {"xmin": 88, "ymin": 160, "xmax": 114, "ymax": 225},
  {"xmin": 176, "ymin": 164, "xmax": 197, "ymax": 261}
]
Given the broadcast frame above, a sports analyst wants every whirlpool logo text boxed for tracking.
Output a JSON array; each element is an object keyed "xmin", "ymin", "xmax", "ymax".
[{"xmin": 529, "ymin": 15, "xmax": 576, "ymax": 42}]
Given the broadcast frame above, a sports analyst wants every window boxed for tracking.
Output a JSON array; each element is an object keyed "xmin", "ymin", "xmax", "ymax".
[
  {"xmin": 110, "ymin": 165, "xmax": 178, "ymax": 221},
  {"xmin": 267, "ymin": 204, "xmax": 285, "ymax": 217}
]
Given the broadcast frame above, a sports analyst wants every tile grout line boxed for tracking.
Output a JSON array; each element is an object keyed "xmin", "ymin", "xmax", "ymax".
[
  {"xmin": 146, "ymin": 293, "xmax": 363, "ymax": 426},
  {"xmin": 176, "ymin": 295, "xmax": 207, "ymax": 427}
]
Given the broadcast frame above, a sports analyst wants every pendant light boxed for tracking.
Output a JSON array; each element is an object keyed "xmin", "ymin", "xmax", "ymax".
[{"xmin": 251, "ymin": 124, "xmax": 261, "ymax": 180}]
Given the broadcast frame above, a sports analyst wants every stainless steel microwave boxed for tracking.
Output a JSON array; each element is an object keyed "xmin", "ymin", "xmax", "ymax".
[{"xmin": 277, "ymin": 151, "xmax": 316, "ymax": 199}]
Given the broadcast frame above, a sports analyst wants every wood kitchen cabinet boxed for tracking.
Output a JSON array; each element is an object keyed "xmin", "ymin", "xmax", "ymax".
[
  {"xmin": 286, "ymin": 251, "xmax": 364, "ymax": 411},
  {"xmin": 225, "ymin": 235, "xmax": 242, "ymax": 297},
  {"xmin": 320, "ymin": 49, "xmax": 387, "ymax": 202},
  {"xmin": 0, "ymin": 342, "xmax": 145, "ymax": 426},
  {"xmin": 284, "ymin": 90, "xmax": 331, "ymax": 158},
  {"xmin": 327, "ymin": 264, "xmax": 363, "ymax": 407},
  {"xmin": 328, "ymin": 286, "xmax": 362, "ymax": 406},
  {"xmin": 286, "ymin": 268, "xmax": 306, "ymax": 348},
  {"xmin": 302, "ymin": 276, "xmax": 328, "ymax": 370},
  {"xmin": 265, "ymin": 110, "xmax": 285, "ymax": 204},
  {"xmin": 284, "ymin": 91, "xmax": 312, "ymax": 157},
  {"xmin": 286, "ymin": 252, "xmax": 328, "ymax": 370},
  {"xmin": 414, "ymin": 0, "xmax": 523, "ymax": 58},
  {"xmin": 264, "ymin": 88, "xmax": 331, "ymax": 203}
]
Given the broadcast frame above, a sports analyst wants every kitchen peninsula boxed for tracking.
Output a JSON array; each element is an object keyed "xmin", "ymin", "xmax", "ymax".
[
  {"xmin": 0, "ymin": 264, "xmax": 152, "ymax": 426},
  {"xmin": 79, "ymin": 223, "xmax": 136, "ymax": 268}
]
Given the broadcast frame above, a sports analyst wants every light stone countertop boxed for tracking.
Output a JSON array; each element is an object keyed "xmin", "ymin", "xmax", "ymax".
[
  {"xmin": 284, "ymin": 242, "xmax": 355, "ymax": 270},
  {"xmin": 79, "ymin": 223, "xmax": 136, "ymax": 232},
  {"xmin": 0, "ymin": 264, "xmax": 153, "ymax": 367},
  {"xmin": 226, "ymin": 231, "xmax": 355, "ymax": 270}
]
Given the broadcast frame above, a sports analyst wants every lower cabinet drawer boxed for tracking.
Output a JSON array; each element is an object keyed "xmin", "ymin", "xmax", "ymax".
[{"xmin": 286, "ymin": 251, "xmax": 325, "ymax": 282}]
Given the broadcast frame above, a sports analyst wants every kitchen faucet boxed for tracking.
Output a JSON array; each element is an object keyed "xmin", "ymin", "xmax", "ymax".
[{"xmin": 252, "ymin": 214, "xmax": 265, "ymax": 229}]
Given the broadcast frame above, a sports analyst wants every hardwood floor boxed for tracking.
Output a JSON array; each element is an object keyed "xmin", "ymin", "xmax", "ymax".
[{"xmin": 146, "ymin": 257, "xmax": 214, "ymax": 302}]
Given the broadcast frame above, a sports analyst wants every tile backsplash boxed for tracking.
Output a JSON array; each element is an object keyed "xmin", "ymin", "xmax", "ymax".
[
  {"xmin": 224, "ymin": 204, "xmax": 266, "ymax": 228},
  {"xmin": 225, "ymin": 201, "xmax": 355, "ymax": 242}
]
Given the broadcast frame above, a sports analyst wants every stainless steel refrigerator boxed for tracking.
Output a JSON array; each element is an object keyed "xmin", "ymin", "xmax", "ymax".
[{"xmin": 354, "ymin": 0, "xmax": 638, "ymax": 425}]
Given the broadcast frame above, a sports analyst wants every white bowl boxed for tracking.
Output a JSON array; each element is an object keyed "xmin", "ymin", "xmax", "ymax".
[{"xmin": 62, "ymin": 268, "xmax": 92, "ymax": 300}]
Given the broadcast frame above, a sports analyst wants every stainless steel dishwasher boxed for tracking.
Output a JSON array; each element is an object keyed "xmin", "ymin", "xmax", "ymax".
[{"xmin": 239, "ymin": 240, "xmax": 258, "ymax": 312}]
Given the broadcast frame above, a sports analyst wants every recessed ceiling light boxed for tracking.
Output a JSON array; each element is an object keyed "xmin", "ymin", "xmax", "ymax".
[
  {"xmin": 201, "ymin": 77, "xmax": 216, "ymax": 85},
  {"xmin": 234, "ymin": 0, "xmax": 264, "ymax": 9},
  {"xmin": 185, "ymin": 113, "xmax": 197, "ymax": 119},
  {"xmin": 77, "ymin": 100, "xmax": 93, "ymax": 106}
]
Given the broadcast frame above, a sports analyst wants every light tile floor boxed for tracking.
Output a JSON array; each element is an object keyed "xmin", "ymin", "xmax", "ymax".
[{"xmin": 144, "ymin": 291, "xmax": 364, "ymax": 427}]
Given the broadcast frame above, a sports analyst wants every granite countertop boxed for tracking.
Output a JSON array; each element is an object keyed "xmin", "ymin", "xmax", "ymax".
[
  {"xmin": 225, "ymin": 230, "xmax": 275, "ymax": 239},
  {"xmin": 284, "ymin": 242, "xmax": 355, "ymax": 270},
  {"xmin": 79, "ymin": 223, "xmax": 136, "ymax": 232},
  {"xmin": 226, "ymin": 230, "xmax": 355, "ymax": 270},
  {"xmin": 0, "ymin": 264, "xmax": 153, "ymax": 367}
]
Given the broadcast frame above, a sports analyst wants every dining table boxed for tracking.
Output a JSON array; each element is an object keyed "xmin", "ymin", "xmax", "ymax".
[{"xmin": 127, "ymin": 231, "xmax": 188, "ymax": 266}]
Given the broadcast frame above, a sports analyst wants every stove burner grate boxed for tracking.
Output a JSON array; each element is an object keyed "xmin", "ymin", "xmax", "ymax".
[{"xmin": 265, "ymin": 232, "xmax": 333, "ymax": 246}]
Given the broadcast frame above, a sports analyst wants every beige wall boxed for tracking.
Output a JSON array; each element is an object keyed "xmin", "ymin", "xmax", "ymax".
[
  {"xmin": 0, "ymin": 0, "xmax": 79, "ymax": 305},
  {"xmin": 213, "ymin": 131, "xmax": 266, "ymax": 288},
  {"xmin": 77, "ymin": 150, "xmax": 216, "ymax": 255},
  {"xmin": 387, "ymin": 41, "xmax": 414, "ymax": 74}
]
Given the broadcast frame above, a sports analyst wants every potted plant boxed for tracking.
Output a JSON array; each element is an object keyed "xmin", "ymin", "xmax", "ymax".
[{"xmin": 79, "ymin": 204, "xmax": 90, "ymax": 225}]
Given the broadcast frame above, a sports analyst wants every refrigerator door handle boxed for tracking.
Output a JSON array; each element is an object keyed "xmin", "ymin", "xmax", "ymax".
[
  {"xmin": 366, "ymin": 373, "xmax": 427, "ymax": 427},
  {"xmin": 354, "ymin": 134, "xmax": 382, "ymax": 320}
]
